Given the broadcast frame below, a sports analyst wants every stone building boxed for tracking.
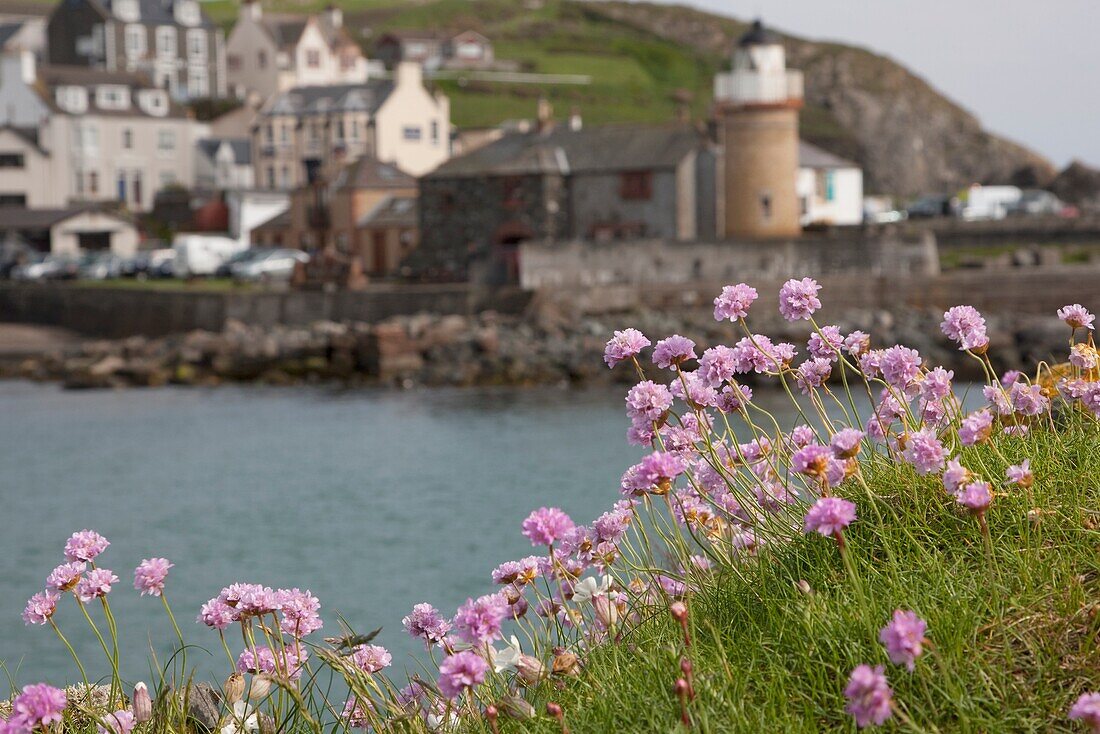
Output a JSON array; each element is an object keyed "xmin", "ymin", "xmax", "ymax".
[
  {"xmin": 46, "ymin": 0, "xmax": 226, "ymax": 100},
  {"xmin": 252, "ymin": 61, "xmax": 449, "ymax": 188},
  {"xmin": 416, "ymin": 121, "xmax": 718, "ymax": 282}
]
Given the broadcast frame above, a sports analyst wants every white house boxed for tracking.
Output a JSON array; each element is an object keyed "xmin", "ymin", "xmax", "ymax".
[
  {"xmin": 225, "ymin": 2, "xmax": 374, "ymax": 100},
  {"xmin": 195, "ymin": 137, "xmax": 254, "ymax": 191},
  {"xmin": 253, "ymin": 61, "xmax": 449, "ymax": 188},
  {"xmin": 0, "ymin": 207, "xmax": 139, "ymax": 256},
  {"xmin": 797, "ymin": 141, "xmax": 863, "ymax": 227}
]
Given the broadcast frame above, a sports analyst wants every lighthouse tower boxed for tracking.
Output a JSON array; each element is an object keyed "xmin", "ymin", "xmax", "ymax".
[{"xmin": 715, "ymin": 20, "xmax": 803, "ymax": 239}]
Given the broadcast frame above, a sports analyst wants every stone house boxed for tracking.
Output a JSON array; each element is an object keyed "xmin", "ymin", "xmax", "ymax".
[
  {"xmin": 415, "ymin": 122, "xmax": 718, "ymax": 282},
  {"xmin": 225, "ymin": 2, "xmax": 373, "ymax": 100},
  {"xmin": 46, "ymin": 0, "xmax": 226, "ymax": 100},
  {"xmin": 249, "ymin": 155, "xmax": 417, "ymax": 276},
  {"xmin": 0, "ymin": 61, "xmax": 202, "ymax": 212},
  {"xmin": 252, "ymin": 61, "xmax": 449, "ymax": 187}
]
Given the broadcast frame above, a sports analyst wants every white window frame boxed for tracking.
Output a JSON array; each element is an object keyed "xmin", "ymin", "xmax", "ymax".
[
  {"xmin": 188, "ymin": 65, "xmax": 208, "ymax": 97},
  {"xmin": 157, "ymin": 128, "xmax": 176, "ymax": 155},
  {"xmin": 96, "ymin": 85, "xmax": 130, "ymax": 110},
  {"xmin": 186, "ymin": 29, "xmax": 206, "ymax": 60},
  {"xmin": 124, "ymin": 24, "xmax": 146, "ymax": 58},
  {"xmin": 156, "ymin": 26, "xmax": 177, "ymax": 60}
]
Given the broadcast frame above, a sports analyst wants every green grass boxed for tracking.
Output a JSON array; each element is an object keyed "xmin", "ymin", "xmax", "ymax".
[{"xmin": 490, "ymin": 414, "xmax": 1100, "ymax": 732}]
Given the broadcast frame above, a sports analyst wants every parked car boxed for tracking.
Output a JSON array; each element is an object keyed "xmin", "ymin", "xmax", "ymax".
[
  {"xmin": 146, "ymin": 249, "xmax": 177, "ymax": 279},
  {"xmin": 78, "ymin": 252, "xmax": 125, "ymax": 280},
  {"xmin": 215, "ymin": 249, "xmax": 263, "ymax": 278},
  {"xmin": 1006, "ymin": 189, "xmax": 1072, "ymax": 218},
  {"xmin": 11, "ymin": 253, "xmax": 78, "ymax": 281},
  {"xmin": 905, "ymin": 195, "xmax": 953, "ymax": 219},
  {"xmin": 230, "ymin": 248, "xmax": 309, "ymax": 283},
  {"xmin": 174, "ymin": 234, "xmax": 247, "ymax": 278}
]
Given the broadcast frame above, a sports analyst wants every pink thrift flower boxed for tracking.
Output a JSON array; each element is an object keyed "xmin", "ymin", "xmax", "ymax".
[
  {"xmin": 198, "ymin": 598, "xmax": 238, "ymax": 629},
  {"xmin": 277, "ymin": 588, "xmax": 323, "ymax": 637},
  {"xmin": 920, "ymin": 366, "xmax": 954, "ymax": 402},
  {"xmin": 341, "ymin": 697, "xmax": 374, "ymax": 729},
  {"xmin": 1070, "ymin": 344, "xmax": 1098, "ymax": 371},
  {"xmin": 1009, "ymin": 381, "xmax": 1049, "ymax": 416},
  {"xmin": 808, "ymin": 325, "xmax": 844, "ymax": 361},
  {"xmin": 901, "ymin": 429, "xmax": 946, "ymax": 476},
  {"xmin": 64, "ymin": 530, "xmax": 109, "ymax": 563},
  {"xmin": 803, "ymin": 497, "xmax": 856, "ymax": 536},
  {"xmin": 133, "ymin": 558, "xmax": 173, "ymax": 597},
  {"xmin": 237, "ymin": 645, "xmax": 307, "ymax": 680},
  {"xmin": 1069, "ymin": 693, "xmax": 1100, "ymax": 732},
  {"xmin": 453, "ymin": 593, "xmax": 509, "ymax": 645},
  {"xmin": 652, "ymin": 335, "xmax": 697, "ymax": 369},
  {"xmin": 878, "ymin": 610, "xmax": 927, "ymax": 671},
  {"xmin": 791, "ymin": 444, "xmax": 832, "ymax": 477},
  {"xmin": 959, "ymin": 409, "xmax": 993, "ymax": 446},
  {"xmin": 635, "ymin": 451, "xmax": 685, "ymax": 492},
  {"xmin": 844, "ymin": 665, "xmax": 893, "ymax": 728},
  {"xmin": 713, "ymin": 283, "xmax": 758, "ymax": 321},
  {"xmin": 47, "ymin": 561, "xmax": 86, "ymax": 591},
  {"xmin": 940, "ymin": 305, "xmax": 989, "ymax": 351},
  {"xmin": 716, "ymin": 383, "xmax": 753, "ymax": 413},
  {"xmin": 22, "ymin": 590, "xmax": 59, "ymax": 626},
  {"xmin": 522, "ymin": 507, "xmax": 575, "ymax": 547},
  {"xmin": 795, "ymin": 357, "xmax": 832, "ymax": 394},
  {"xmin": 402, "ymin": 603, "xmax": 451, "ymax": 645},
  {"xmin": 1005, "ymin": 460, "xmax": 1033, "ymax": 488},
  {"xmin": 75, "ymin": 568, "xmax": 118, "ymax": 603},
  {"xmin": 1058, "ymin": 304, "xmax": 1095, "ymax": 330},
  {"xmin": 698, "ymin": 345, "xmax": 738, "ymax": 387},
  {"xmin": 956, "ymin": 481, "xmax": 992, "ymax": 513},
  {"xmin": 437, "ymin": 650, "xmax": 488, "ymax": 699},
  {"xmin": 879, "ymin": 346, "xmax": 922, "ymax": 389},
  {"xmin": 844, "ymin": 330, "xmax": 871, "ymax": 357},
  {"xmin": 98, "ymin": 709, "xmax": 135, "ymax": 734},
  {"xmin": 942, "ymin": 458, "xmax": 970, "ymax": 495},
  {"xmin": 625, "ymin": 380, "xmax": 673, "ymax": 424},
  {"xmin": 778, "ymin": 277, "xmax": 822, "ymax": 321},
  {"xmin": 10, "ymin": 683, "xmax": 67, "ymax": 728},
  {"xmin": 350, "ymin": 644, "xmax": 392, "ymax": 674},
  {"xmin": 830, "ymin": 428, "xmax": 865, "ymax": 459},
  {"xmin": 603, "ymin": 328, "xmax": 650, "ymax": 368}
]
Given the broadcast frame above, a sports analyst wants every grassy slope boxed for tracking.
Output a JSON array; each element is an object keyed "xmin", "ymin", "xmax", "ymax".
[{"xmin": 498, "ymin": 414, "xmax": 1100, "ymax": 732}]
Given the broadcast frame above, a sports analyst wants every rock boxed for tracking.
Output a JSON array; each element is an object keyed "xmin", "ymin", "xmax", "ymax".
[
  {"xmin": 184, "ymin": 682, "xmax": 222, "ymax": 733},
  {"xmin": 89, "ymin": 355, "xmax": 126, "ymax": 377}
]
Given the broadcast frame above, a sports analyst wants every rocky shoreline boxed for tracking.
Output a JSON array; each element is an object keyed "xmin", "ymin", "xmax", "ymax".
[{"xmin": 0, "ymin": 307, "xmax": 1073, "ymax": 390}]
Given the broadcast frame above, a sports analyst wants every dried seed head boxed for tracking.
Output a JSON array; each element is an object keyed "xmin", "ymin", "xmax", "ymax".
[
  {"xmin": 499, "ymin": 693, "xmax": 536, "ymax": 720},
  {"xmin": 223, "ymin": 673, "xmax": 245, "ymax": 705}
]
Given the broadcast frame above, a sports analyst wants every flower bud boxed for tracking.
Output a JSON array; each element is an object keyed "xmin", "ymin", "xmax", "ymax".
[
  {"xmin": 499, "ymin": 693, "xmax": 535, "ymax": 720},
  {"xmin": 674, "ymin": 678, "xmax": 689, "ymax": 696},
  {"xmin": 593, "ymin": 595, "xmax": 619, "ymax": 629},
  {"xmin": 515, "ymin": 654, "xmax": 545, "ymax": 686},
  {"xmin": 680, "ymin": 658, "xmax": 692, "ymax": 676},
  {"xmin": 670, "ymin": 601, "xmax": 688, "ymax": 623},
  {"xmin": 223, "ymin": 673, "xmax": 245, "ymax": 705},
  {"xmin": 248, "ymin": 674, "xmax": 273, "ymax": 700},
  {"xmin": 132, "ymin": 681, "xmax": 152, "ymax": 723},
  {"xmin": 546, "ymin": 701, "xmax": 563, "ymax": 718}
]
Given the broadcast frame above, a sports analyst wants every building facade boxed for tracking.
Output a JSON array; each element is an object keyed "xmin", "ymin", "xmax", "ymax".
[
  {"xmin": 225, "ymin": 2, "xmax": 372, "ymax": 100},
  {"xmin": 374, "ymin": 29, "xmax": 495, "ymax": 71},
  {"xmin": 0, "ymin": 62, "xmax": 202, "ymax": 212},
  {"xmin": 46, "ymin": 0, "xmax": 226, "ymax": 100},
  {"xmin": 252, "ymin": 61, "xmax": 449, "ymax": 188},
  {"xmin": 797, "ymin": 141, "xmax": 863, "ymax": 227},
  {"xmin": 416, "ymin": 122, "xmax": 718, "ymax": 281},
  {"xmin": 195, "ymin": 138, "xmax": 254, "ymax": 191},
  {"xmin": 714, "ymin": 19, "xmax": 803, "ymax": 238}
]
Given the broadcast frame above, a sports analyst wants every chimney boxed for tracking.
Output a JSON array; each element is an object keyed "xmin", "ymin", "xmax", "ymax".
[
  {"xmin": 536, "ymin": 96, "xmax": 553, "ymax": 134},
  {"xmin": 243, "ymin": 0, "xmax": 261, "ymax": 21},
  {"xmin": 19, "ymin": 50, "xmax": 35, "ymax": 84},
  {"xmin": 323, "ymin": 3, "xmax": 342, "ymax": 29},
  {"xmin": 568, "ymin": 105, "xmax": 582, "ymax": 131},
  {"xmin": 394, "ymin": 61, "xmax": 422, "ymax": 90}
]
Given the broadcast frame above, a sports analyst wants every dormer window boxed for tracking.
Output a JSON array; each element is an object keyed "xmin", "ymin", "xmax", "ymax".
[
  {"xmin": 137, "ymin": 89, "xmax": 168, "ymax": 116},
  {"xmin": 55, "ymin": 86, "xmax": 88, "ymax": 114},
  {"xmin": 96, "ymin": 85, "xmax": 131, "ymax": 110},
  {"xmin": 174, "ymin": 0, "xmax": 200, "ymax": 27},
  {"xmin": 113, "ymin": 0, "xmax": 140, "ymax": 22}
]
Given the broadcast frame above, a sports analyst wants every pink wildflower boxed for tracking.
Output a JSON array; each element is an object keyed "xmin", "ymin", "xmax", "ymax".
[
  {"xmin": 716, "ymin": 383, "xmax": 753, "ymax": 413},
  {"xmin": 437, "ymin": 650, "xmax": 488, "ymax": 699},
  {"xmin": 803, "ymin": 497, "xmax": 856, "ymax": 536},
  {"xmin": 830, "ymin": 428, "xmax": 865, "ymax": 459},
  {"xmin": 277, "ymin": 588, "xmax": 322, "ymax": 637},
  {"xmin": 1005, "ymin": 460, "xmax": 1033, "ymax": 488},
  {"xmin": 350, "ymin": 644, "xmax": 392, "ymax": 674},
  {"xmin": 713, "ymin": 283, "xmax": 758, "ymax": 321},
  {"xmin": 1069, "ymin": 693, "xmax": 1100, "ymax": 732},
  {"xmin": 1009, "ymin": 381, "xmax": 1049, "ymax": 416},
  {"xmin": 959, "ymin": 409, "xmax": 993, "ymax": 446},
  {"xmin": 9, "ymin": 684, "xmax": 67, "ymax": 729},
  {"xmin": 778, "ymin": 277, "xmax": 822, "ymax": 321},
  {"xmin": 844, "ymin": 330, "xmax": 871, "ymax": 357},
  {"xmin": 791, "ymin": 444, "xmax": 832, "ymax": 477},
  {"xmin": 942, "ymin": 458, "xmax": 970, "ymax": 495},
  {"xmin": 64, "ymin": 530, "xmax": 109, "ymax": 563},
  {"xmin": 844, "ymin": 665, "xmax": 893, "ymax": 728},
  {"xmin": 878, "ymin": 610, "xmax": 928, "ymax": 671},
  {"xmin": 22, "ymin": 590, "xmax": 59, "ymax": 626},
  {"xmin": 341, "ymin": 697, "xmax": 374, "ymax": 729},
  {"xmin": 698, "ymin": 345, "xmax": 739, "ymax": 387},
  {"xmin": 1058, "ymin": 304, "xmax": 1095, "ymax": 331},
  {"xmin": 46, "ymin": 561, "xmax": 86, "ymax": 592},
  {"xmin": 603, "ymin": 328, "xmax": 650, "ymax": 368},
  {"xmin": 402, "ymin": 603, "xmax": 451, "ymax": 645},
  {"xmin": 652, "ymin": 335, "xmax": 697, "ymax": 369},
  {"xmin": 1070, "ymin": 344, "xmax": 1098, "ymax": 371},
  {"xmin": 956, "ymin": 481, "xmax": 992, "ymax": 513},
  {"xmin": 625, "ymin": 380, "xmax": 673, "ymax": 424},
  {"xmin": 795, "ymin": 357, "xmax": 832, "ymax": 394},
  {"xmin": 879, "ymin": 346, "xmax": 922, "ymax": 389},
  {"xmin": 808, "ymin": 325, "xmax": 844, "ymax": 361},
  {"xmin": 98, "ymin": 709, "xmax": 135, "ymax": 734},
  {"xmin": 198, "ymin": 597, "xmax": 238, "ymax": 629},
  {"xmin": 940, "ymin": 305, "xmax": 989, "ymax": 351},
  {"xmin": 901, "ymin": 428, "xmax": 945, "ymax": 476},
  {"xmin": 522, "ymin": 507, "xmax": 575, "ymax": 547},
  {"xmin": 453, "ymin": 593, "xmax": 509, "ymax": 645},
  {"xmin": 75, "ymin": 568, "xmax": 118, "ymax": 603},
  {"xmin": 133, "ymin": 558, "xmax": 173, "ymax": 597}
]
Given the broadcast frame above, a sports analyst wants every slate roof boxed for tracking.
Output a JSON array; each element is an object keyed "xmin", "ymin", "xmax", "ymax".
[
  {"xmin": 333, "ymin": 156, "xmax": 414, "ymax": 191},
  {"xmin": 0, "ymin": 125, "xmax": 46, "ymax": 155},
  {"xmin": 251, "ymin": 208, "xmax": 291, "ymax": 232},
  {"xmin": 261, "ymin": 81, "xmax": 395, "ymax": 117},
  {"xmin": 104, "ymin": 0, "xmax": 216, "ymax": 28},
  {"xmin": 36, "ymin": 64, "xmax": 189, "ymax": 118},
  {"xmin": 427, "ymin": 123, "xmax": 709, "ymax": 179},
  {"xmin": 260, "ymin": 14, "xmax": 307, "ymax": 50},
  {"xmin": 0, "ymin": 206, "xmax": 129, "ymax": 229},
  {"xmin": 357, "ymin": 193, "xmax": 416, "ymax": 228},
  {"xmin": 0, "ymin": 22, "xmax": 21, "ymax": 47},
  {"xmin": 197, "ymin": 137, "xmax": 252, "ymax": 164},
  {"xmin": 798, "ymin": 141, "xmax": 858, "ymax": 170}
]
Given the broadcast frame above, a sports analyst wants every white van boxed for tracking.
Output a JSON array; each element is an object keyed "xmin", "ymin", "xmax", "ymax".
[{"xmin": 173, "ymin": 235, "xmax": 247, "ymax": 277}]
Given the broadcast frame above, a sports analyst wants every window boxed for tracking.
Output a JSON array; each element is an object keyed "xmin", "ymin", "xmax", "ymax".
[
  {"xmin": 156, "ymin": 26, "xmax": 176, "ymax": 59},
  {"xmin": 335, "ymin": 119, "xmax": 344, "ymax": 140},
  {"xmin": 116, "ymin": 171, "xmax": 125, "ymax": 201},
  {"xmin": 620, "ymin": 170, "xmax": 653, "ymax": 200},
  {"xmin": 0, "ymin": 194, "xmax": 26, "ymax": 207},
  {"xmin": 132, "ymin": 171, "xmax": 143, "ymax": 206},
  {"xmin": 157, "ymin": 129, "xmax": 176, "ymax": 152},
  {"xmin": 96, "ymin": 85, "xmax": 129, "ymax": 110},
  {"xmin": 74, "ymin": 123, "xmax": 99, "ymax": 156},
  {"xmin": 0, "ymin": 153, "xmax": 24, "ymax": 168},
  {"xmin": 280, "ymin": 165, "xmax": 290, "ymax": 188},
  {"xmin": 279, "ymin": 124, "xmax": 288, "ymax": 144},
  {"xmin": 122, "ymin": 128, "xmax": 133, "ymax": 149},
  {"xmin": 430, "ymin": 120, "xmax": 439, "ymax": 145},
  {"xmin": 266, "ymin": 166, "xmax": 275, "ymax": 189},
  {"xmin": 124, "ymin": 24, "xmax": 146, "ymax": 58},
  {"xmin": 257, "ymin": 50, "xmax": 267, "ymax": 69},
  {"xmin": 310, "ymin": 122, "xmax": 320, "ymax": 142},
  {"xmin": 340, "ymin": 54, "xmax": 354, "ymax": 71},
  {"xmin": 402, "ymin": 125, "xmax": 422, "ymax": 141},
  {"xmin": 350, "ymin": 119, "xmax": 359, "ymax": 140},
  {"xmin": 159, "ymin": 170, "xmax": 176, "ymax": 188},
  {"xmin": 55, "ymin": 86, "xmax": 88, "ymax": 114},
  {"xmin": 88, "ymin": 171, "xmax": 98, "ymax": 195},
  {"xmin": 186, "ymin": 29, "xmax": 206, "ymax": 60},
  {"xmin": 305, "ymin": 49, "xmax": 321, "ymax": 68},
  {"xmin": 227, "ymin": 53, "xmax": 241, "ymax": 71},
  {"xmin": 760, "ymin": 192, "xmax": 772, "ymax": 220},
  {"xmin": 264, "ymin": 124, "xmax": 273, "ymax": 144},
  {"xmin": 189, "ymin": 65, "xmax": 208, "ymax": 97}
]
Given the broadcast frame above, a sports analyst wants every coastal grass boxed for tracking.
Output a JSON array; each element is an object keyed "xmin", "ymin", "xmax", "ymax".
[{"xmin": 494, "ymin": 414, "xmax": 1100, "ymax": 732}]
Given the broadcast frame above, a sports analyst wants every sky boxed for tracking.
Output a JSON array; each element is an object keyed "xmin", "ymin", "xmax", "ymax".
[{"xmin": 662, "ymin": 0, "xmax": 1100, "ymax": 169}]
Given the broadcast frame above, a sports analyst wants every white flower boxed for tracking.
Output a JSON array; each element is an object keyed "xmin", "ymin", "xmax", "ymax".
[
  {"xmin": 220, "ymin": 701, "xmax": 260, "ymax": 734},
  {"xmin": 571, "ymin": 575, "xmax": 612, "ymax": 603},
  {"xmin": 491, "ymin": 635, "xmax": 523, "ymax": 673}
]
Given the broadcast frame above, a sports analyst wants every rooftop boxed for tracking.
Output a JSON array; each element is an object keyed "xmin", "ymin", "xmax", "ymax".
[
  {"xmin": 333, "ymin": 156, "xmax": 415, "ymax": 191},
  {"xmin": 261, "ymin": 80, "xmax": 395, "ymax": 117},
  {"xmin": 738, "ymin": 19, "xmax": 782, "ymax": 48},
  {"xmin": 798, "ymin": 140, "xmax": 858, "ymax": 170}
]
